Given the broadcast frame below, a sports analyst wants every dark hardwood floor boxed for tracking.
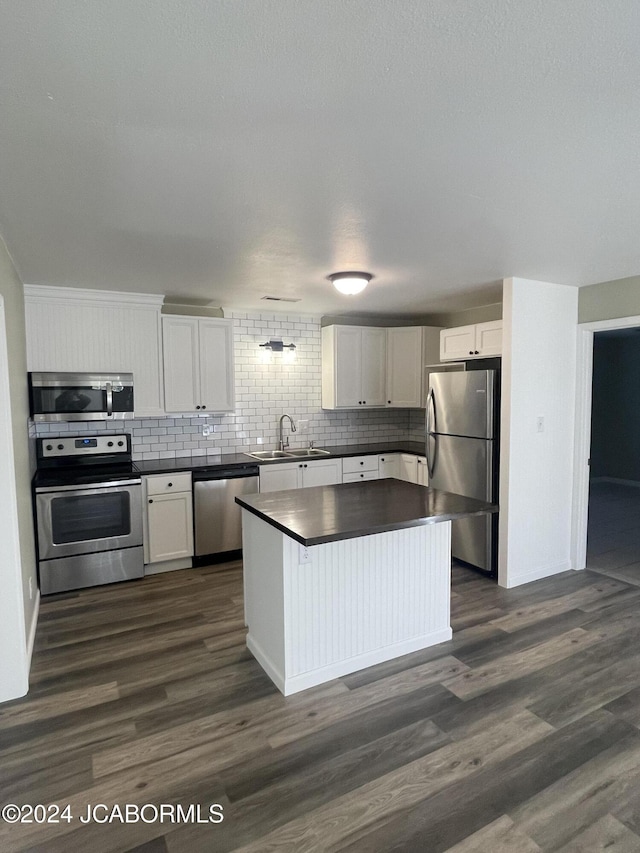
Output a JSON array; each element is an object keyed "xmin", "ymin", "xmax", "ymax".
[{"xmin": 3, "ymin": 549, "xmax": 640, "ymax": 851}]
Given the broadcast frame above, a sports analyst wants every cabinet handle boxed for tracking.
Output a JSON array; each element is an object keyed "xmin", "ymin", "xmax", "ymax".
[
  {"xmin": 359, "ymin": 401, "xmax": 362, "ymax": 405},
  {"xmin": 196, "ymin": 405, "xmax": 201, "ymax": 410},
  {"xmin": 360, "ymin": 473, "xmax": 364, "ymax": 478},
  {"xmin": 360, "ymin": 461, "xmax": 364, "ymax": 465},
  {"xmin": 148, "ymin": 499, "xmax": 153, "ymax": 504},
  {"xmin": 167, "ymin": 482, "xmax": 173, "ymax": 488},
  {"xmin": 474, "ymin": 350, "xmax": 479, "ymax": 355},
  {"xmin": 304, "ymin": 464, "xmax": 308, "ymax": 468},
  {"xmin": 388, "ymin": 400, "xmax": 391, "ymax": 404},
  {"xmin": 202, "ymin": 405, "xmax": 207, "ymax": 409},
  {"xmin": 363, "ymin": 400, "xmax": 366, "ymax": 404},
  {"xmin": 299, "ymin": 464, "xmax": 303, "ymax": 468},
  {"xmin": 469, "ymin": 350, "xmax": 473, "ymax": 355}
]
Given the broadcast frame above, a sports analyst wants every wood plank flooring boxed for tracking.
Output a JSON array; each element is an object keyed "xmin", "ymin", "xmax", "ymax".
[{"xmin": 4, "ymin": 531, "xmax": 640, "ymax": 850}]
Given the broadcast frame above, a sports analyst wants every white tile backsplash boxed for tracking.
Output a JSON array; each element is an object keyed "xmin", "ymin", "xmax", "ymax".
[{"xmin": 34, "ymin": 312, "xmax": 418, "ymax": 459}]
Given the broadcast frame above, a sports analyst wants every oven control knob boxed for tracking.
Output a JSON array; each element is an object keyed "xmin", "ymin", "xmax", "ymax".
[
  {"xmin": 118, "ymin": 441, "xmax": 124, "ymax": 447},
  {"xmin": 107, "ymin": 441, "xmax": 114, "ymax": 447},
  {"xmin": 46, "ymin": 444, "xmax": 52, "ymax": 451},
  {"xmin": 57, "ymin": 444, "xmax": 64, "ymax": 450}
]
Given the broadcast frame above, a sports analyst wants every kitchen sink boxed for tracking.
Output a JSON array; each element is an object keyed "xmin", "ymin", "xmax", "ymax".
[
  {"xmin": 246, "ymin": 450, "xmax": 292, "ymax": 460},
  {"xmin": 245, "ymin": 448, "xmax": 331, "ymax": 461},
  {"xmin": 284, "ymin": 448, "xmax": 331, "ymax": 457}
]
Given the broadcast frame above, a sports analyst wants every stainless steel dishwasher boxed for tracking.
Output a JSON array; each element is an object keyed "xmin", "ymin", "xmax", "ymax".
[{"xmin": 193, "ymin": 464, "xmax": 260, "ymax": 561}]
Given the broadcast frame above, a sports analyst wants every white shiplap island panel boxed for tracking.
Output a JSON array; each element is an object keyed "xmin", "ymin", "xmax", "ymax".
[{"xmin": 242, "ymin": 511, "xmax": 452, "ymax": 696}]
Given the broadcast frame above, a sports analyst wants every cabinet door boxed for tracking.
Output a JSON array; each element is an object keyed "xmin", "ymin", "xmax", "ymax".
[
  {"xmin": 334, "ymin": 326, "xmax": 363, "ymax": 407},
  {"xmin": 386, "ymin": 327, "xmax": 423, "ymax": 408},
  {"xmin": 416, "ymin": 456, "xmax": 428, "ymax": 486},
  {"xmin": 162, "ymin": 317, "xmax": 199, "ymax": 412},
  {"xmin": 301, "ymin": 458, "xmax": 343, "ymax": 487},
  {"xmin": 399, "ymin": 453, "xmax": 418, "ymax": 483},
  {"xmin": 378, "ymin": 453, "xmax": 400, "ymax": 479},
  {"xmin": 146, "ymin": 492, "xmax": 194, "ymax": 563},
  {"xmin": 476, "ymin": 320, "xmax": 503, "ymax": 357},
  {"xmin": 259, "ymin": 463, "xmax": 301, "ymax": 493},
  {"xmin": 440, "ymin": 325, "xmax": 476, "ymax": 361},
  {"xmin": 361, "ymin": 328, "xmax": 387, "ymax": 406},
  {"xmin": 198, "ymin": 319, "xmax": 235, "ymax": 412}
]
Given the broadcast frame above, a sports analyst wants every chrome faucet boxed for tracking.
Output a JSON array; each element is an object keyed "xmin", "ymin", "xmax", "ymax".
[{"xmin": 278, "ymin": 414, "xmax": 296, "ymax": 451}]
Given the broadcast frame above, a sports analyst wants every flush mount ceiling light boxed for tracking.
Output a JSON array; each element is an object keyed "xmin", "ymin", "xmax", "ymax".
[
  {"xmin": 327, "ymin": 271, "xmax": 373, "ymax": 295},
  {"xmin": 259, "ymin": 339, "xmax": 296, "ymax": 353}
]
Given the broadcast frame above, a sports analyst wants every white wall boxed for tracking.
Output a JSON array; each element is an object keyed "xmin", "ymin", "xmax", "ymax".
[
  {"xmin": 499, "ymin": 278, "xmax": 578, "ymax": 588},
  {"xmin": 0, "ymin": 238, "xmax": 37, "ymax": 702}
]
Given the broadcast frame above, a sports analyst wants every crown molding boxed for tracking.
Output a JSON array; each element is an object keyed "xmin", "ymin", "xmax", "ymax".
[{"xmin": 23, "ymin": 284, "xmax": 164, "ymax": 308}]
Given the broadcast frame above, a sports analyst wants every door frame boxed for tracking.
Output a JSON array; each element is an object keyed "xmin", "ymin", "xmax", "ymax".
[
  {"xmin": 572, "ymin": 313, "xmax": 640, "ymax": 571},
  {"xmin": 0, "ymin": 296, "xmax": 29, "ymax": 701}
]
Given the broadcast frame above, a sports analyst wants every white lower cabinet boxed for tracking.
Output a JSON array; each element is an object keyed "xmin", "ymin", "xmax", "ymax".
[
  {"xmin": 399, "ymin": 453, "xmax": 419, "ymax": 483},
  {"xmin": 143, "ymin": 473, "xmax": 194, "ymax": 565},
  {"xmin": 343, "ymin": 470, "xmax": 378, "ymax": 483},
  {"xmin": 416, "ymin": 455, "xmax": 428, "ymax": 486},
  {"xmin": 378, "ymin": 453, "xmax": 401, "ymax": 479},
  {"xmin": 342, "ymin": 455, "xmax": 379, "ymax": 480},
  {"xmin": 259, "ymin": 458, "xmax": 343, "ymax": 493}
]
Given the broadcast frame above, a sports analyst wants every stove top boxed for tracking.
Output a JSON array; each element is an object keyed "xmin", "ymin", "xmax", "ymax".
[
  {"xmin": 34, "ymin": 462, "xmax": 141, "ymax": 489},
  {"xmin": 34, "ymin": 432, "xmax": 139, "ymax": 489}
]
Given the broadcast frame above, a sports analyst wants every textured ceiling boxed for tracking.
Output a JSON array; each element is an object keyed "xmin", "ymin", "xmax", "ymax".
[{"xmin": 1, "ymin": 1, "xmax": 639, "ymax": 316}]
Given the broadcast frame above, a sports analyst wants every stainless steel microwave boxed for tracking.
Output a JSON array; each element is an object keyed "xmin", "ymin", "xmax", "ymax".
[{"xmin": 28, "ymin": 372, "xmax": 134, "ymax": 422}]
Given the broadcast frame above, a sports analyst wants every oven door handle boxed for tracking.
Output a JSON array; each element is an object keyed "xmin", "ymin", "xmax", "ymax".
[
  {"xmin": 106, "ymin": 382, "xmax": 113, "ymax": 417},
  {"xmin": 35, "ymin": 478, "xmax": 142, "ymax": 494}
]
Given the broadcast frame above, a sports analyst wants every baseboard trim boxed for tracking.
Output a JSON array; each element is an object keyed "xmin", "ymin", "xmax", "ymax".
[
  {"xmin": 504, "ymin": 560, "xmax": 571, "ymax": 589},
  {"xmin": 26, "ymin": 590, "xmax": 40, "ymax": 671},
  {"xmin": 247, "ymin": 626, "xmax": 453, "ymax": 697}
]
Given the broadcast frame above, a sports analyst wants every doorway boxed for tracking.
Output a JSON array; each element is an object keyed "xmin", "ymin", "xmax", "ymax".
[
  {"xmin": 586, "ymin": 329, "xmax": 640, "ymax": 584},
  {"xmin": 572, "ymin": 314, "xmax": 640, "ymax": 575}
]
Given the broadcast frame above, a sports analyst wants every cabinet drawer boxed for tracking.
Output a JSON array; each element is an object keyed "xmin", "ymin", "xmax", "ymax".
[
  {"xmin": 343, "ymin": 470, "xmax": 379, "ymax": 483},
  {"xmin": 146, "ymin": 472, "xmax": 192, "ymax": 495},
  {"xmin": 342, "ymin": 455, "xmax": 379, "ymax": 475}
]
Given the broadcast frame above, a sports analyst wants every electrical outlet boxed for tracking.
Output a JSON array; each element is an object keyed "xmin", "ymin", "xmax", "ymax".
[
  {"xmin": 202, "ymin": 425, "xmax": 212, "ymax": 437},
  {"xmin": 256, "ymin": 436, "xmax": 264, "ymax": 445},
  {"xmin": 298, "ymin": 419, "xmax": 309, "ymax": 434},
  {"xmin": 298, "ymin": 544, "xmax": 312, "ymax": 564}
]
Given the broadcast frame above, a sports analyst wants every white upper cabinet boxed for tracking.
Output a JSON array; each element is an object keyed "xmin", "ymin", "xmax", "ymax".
[
  {"xmin": 440, "ymin": 320, "xmax": 503, "ymax": 361},
  {"xmin": 24, "ymin": 286, "xmax": 165, "ymax": 417},
  {"xmin": 322, "ymin": 325, "xmax": 386, "ymax": 409},
  {"xmin": 386, "ymin": 326, "xmax": 442, "ymax": 408},
  {"xmin": 162, "ymin": 316, "xmax": 235, "ymax": 413}
]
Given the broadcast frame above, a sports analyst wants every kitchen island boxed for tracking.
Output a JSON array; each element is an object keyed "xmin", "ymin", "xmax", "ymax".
[{"xmin": 236, "ymin": 479, "xmax": 496, "ymax": 696}]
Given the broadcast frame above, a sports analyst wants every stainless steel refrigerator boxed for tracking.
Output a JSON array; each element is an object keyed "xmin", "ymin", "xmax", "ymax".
[{"xmin": 426, "ymin": 369, "xmax": 499, "ymax": 576}]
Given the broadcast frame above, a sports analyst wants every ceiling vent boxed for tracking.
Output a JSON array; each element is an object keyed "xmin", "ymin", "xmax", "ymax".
[{"xmin": 261, "ymin": 296, "xmax": 301, "ymax": 303}]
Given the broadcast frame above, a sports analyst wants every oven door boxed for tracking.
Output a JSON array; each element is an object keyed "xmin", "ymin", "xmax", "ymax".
[{"xmin": 35, "ymin": 480, "xmax": 143, "ymax": 560}]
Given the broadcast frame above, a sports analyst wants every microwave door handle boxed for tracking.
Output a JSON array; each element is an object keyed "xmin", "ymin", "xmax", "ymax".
[{"xmin": 105, "ymin": 382, "xmax": 113, "ymax": 417}]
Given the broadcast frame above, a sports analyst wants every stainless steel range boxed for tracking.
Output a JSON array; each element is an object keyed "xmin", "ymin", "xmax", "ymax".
[{"xmin": 33, "ymin": 434, "xmax": 143, "ymax": 595}]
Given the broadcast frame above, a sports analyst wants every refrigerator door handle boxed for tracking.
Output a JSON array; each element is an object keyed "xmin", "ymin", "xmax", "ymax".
[{"xmin": 426, "ymin": 387, "xmax": 436, "ymax": 479}]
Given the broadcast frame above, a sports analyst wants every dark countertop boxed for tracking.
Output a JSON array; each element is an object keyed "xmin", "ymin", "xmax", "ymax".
[
  {"xmin": 134, "ymin": 441, "xmax": 426, "ymax": 475},
  {"xmin": 235, "ymin": 480, "xmax": 498, "ymax": 546}
]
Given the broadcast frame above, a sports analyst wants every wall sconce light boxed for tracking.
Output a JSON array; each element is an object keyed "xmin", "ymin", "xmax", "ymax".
[
  {"xmin": 327, "ymin": 271, "xmax": 373, "ymax": 295},
  {"xmin": 259, "ymin": 340, "xmax": 296, "ymax": 353}
]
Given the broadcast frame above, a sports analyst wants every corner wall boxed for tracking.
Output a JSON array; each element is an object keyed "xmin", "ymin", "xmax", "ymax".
[
  {"xmin": 0, "ymin": 238, "xmax": 37, "ymax": 701},
  {"xmin": 499, "ymin": 278, "xmax": 578, "ymax": 588}
]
